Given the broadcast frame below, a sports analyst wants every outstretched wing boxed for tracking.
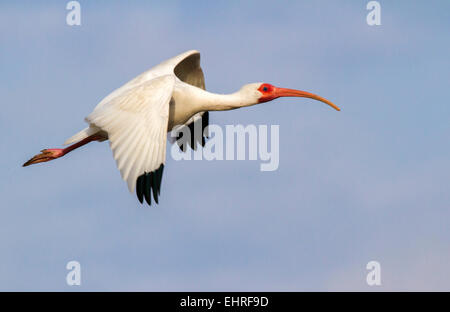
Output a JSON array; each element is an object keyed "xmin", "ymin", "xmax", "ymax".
[
  {"xmin": 174, "ymin": 111, "xmax": 209, "ymax": 151},
  {"xmin": 171, "ymin": 51, "xmax": 210, "ymax": 151},
  {"xmin": 86, "ymin": 75, "xmax": 175, "ymax": 205}
]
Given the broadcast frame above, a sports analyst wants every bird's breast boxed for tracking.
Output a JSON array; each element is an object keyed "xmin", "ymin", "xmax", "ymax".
[{"xmin": 167, "ymin": 96, "xmax": 197, "ymax": 131}]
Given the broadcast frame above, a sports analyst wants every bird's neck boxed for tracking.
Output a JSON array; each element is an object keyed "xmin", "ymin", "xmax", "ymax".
[{"xmin": 186, "ymin": 86, "xmax": 256, "ymax": 112}]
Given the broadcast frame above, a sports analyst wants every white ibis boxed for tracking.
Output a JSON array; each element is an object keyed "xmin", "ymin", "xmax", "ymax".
[{"xmin": 23, "ymin": 50, "xmax": 340, "ymax": 205}]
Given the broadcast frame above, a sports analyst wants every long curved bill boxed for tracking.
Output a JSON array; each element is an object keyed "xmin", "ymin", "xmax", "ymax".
[{"xmin": 275, "ymin": 87, "xmax": 340, "ymax": 111}]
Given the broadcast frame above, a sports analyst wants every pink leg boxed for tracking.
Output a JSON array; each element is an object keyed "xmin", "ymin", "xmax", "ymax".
[{"xmin": 23, "ymin": 135, "xmax": 103, "ymax": 167}]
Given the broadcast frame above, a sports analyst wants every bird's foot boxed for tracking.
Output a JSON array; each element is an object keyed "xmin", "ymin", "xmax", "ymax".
[{"xmin": 23, "ymin": 149, "xmax": 65, "ymax": 167}]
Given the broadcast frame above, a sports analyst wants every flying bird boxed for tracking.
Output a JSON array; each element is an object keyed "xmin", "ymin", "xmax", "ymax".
[{"xmin": 23, "ymin": 50, "xmax": 340, "ymax": 205}]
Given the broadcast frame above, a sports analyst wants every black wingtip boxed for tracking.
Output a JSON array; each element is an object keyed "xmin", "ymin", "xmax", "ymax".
[
  {"xmin": 177, "ymin": 132, "xmax": 187, "ymax": 152},
  {"xmin": 156, "ymin": 164, "xmax": 164, "ymax": 195},
  {"xmin": 176, "ymin": 111, "xmax": 209, "ymax": 152},
  {"xmin": 203, "ymin": 111, "xmax": 209, "ymax": 139},
  {"xmin": 135, "ymin": 164, "xmax": 165, "ymax": 206},
  {"xmin": 136, "ymin": 174, "xmax": 144, "ymax": 204},
  {"xmin": 151, "ymin": 172, "xmax": 158, "ymax": 204},
  {"xmin": 143, "ymin": 172, "xmax": 152, "ymax": 206}
]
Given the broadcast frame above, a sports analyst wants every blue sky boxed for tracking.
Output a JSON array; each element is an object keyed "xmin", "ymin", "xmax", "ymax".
[{"xmin": 1, "ymin": 0, "xmax": 449, "ymax": 291}]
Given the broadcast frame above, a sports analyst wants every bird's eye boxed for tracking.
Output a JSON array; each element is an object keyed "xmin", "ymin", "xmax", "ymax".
[{"xmin": 258, "ymin": 84, "xmax": 272, "ymax": 93}]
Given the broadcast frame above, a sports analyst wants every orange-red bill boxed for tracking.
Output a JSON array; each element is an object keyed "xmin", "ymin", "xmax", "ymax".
[{"xmin": 275, "ymin": 87, "xmax": 340, "ymax": 111}]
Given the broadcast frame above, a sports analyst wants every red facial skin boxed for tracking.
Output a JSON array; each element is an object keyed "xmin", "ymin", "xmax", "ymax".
[
  {"xmin": 257, "ymin": 83, "xmax": 277, "ymax": 103},
  {"xmin": 258, "ymin": 83, "xmax": 340, "ymax": 111}
]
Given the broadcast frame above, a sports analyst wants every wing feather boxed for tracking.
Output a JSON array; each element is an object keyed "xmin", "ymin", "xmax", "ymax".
[
  {"xmin": 74, "ymin": 50, "xmax": 210, "ymax": 204},
  {"xmin": 86, "ymin": 75, "xmax": 175, "ymax": 194},
  {"xmin": 169, "ymin": 51, "xmax": 210, "ymax": 151}
]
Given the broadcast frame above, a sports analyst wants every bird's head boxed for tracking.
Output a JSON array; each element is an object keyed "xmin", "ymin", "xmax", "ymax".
[{"xmin": 239, "ymin": 83, "xmax": 340, "ymax": 111}]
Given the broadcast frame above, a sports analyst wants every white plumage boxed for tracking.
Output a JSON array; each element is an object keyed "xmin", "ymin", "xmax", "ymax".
[
  {"xmin": 65, "ymin": 50, "xmax": 207, "ymax": 199},
  {"xmin": 87, "ymin": 75, "xmax": 174, "ymax": 192}
]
